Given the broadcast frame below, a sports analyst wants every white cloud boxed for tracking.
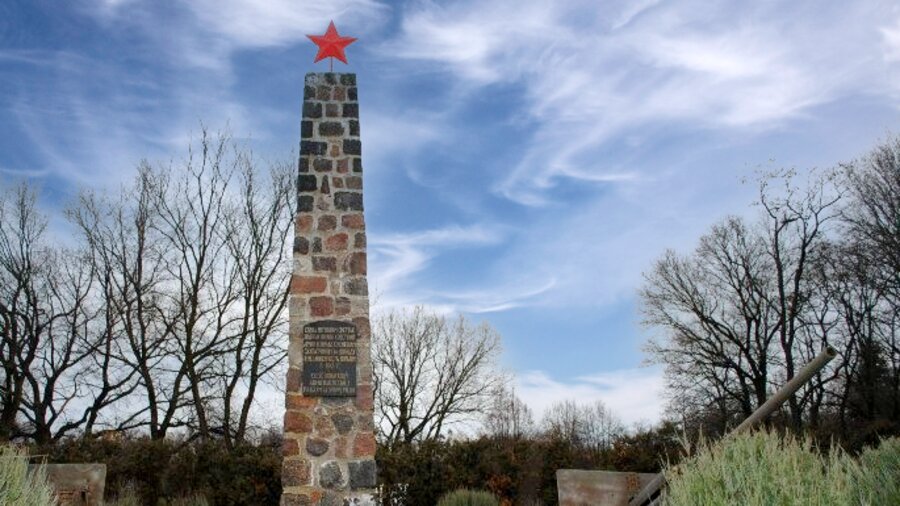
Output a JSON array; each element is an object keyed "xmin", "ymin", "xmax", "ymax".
[
  {"xmin": 368, "ymin": 224, "xmax": 505, "ymax": 307},
  {"xmin": 385, "ymin": 0, "xmax": 900, "ymax": 205},
  {"xmin": 181, "ymin": 0, "xmax": 388, "ymax": 49},
  {"xmin": 882, "ymin": 17, "xmax": 900, "ymax": 62},
  {"xmin": 517, "ymin": 367, "xmax": 665, "ymax": 427}
]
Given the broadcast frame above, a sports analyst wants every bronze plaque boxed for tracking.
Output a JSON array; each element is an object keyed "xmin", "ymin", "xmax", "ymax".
[{"xmin": 301, "ymin": 320, "xmax": 357, "ymax": 396}]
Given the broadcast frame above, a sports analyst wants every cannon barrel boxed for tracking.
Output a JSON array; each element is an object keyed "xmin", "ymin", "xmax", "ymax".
[{"xmin": 628, "ymin": 346, "xmax": 838, "ymax": 506}]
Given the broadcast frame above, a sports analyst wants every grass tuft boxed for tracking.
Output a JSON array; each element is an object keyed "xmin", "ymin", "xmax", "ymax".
[
  {"xmin": 0, "ymin": 445, "xmax": 56, "ymax": 506},
  {"xmin": 437, "ymin": 488, "xmax": 500, "ymax": 506},
  {"xmin": 664, "ymin": 431, "xmax": 900, "ymax": 506}
]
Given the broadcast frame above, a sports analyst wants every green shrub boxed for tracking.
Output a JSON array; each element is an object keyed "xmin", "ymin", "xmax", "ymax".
[
  {"xmin": 663, "ymin": 431, "xmax": 853, "ymax": 506},
  {"xmin": 437, "ymin": 489, "xmax": 499, "ymax": 506},
  {"xmin": 0, "ymin": 445, "xmax": 56, "ymax": 506},
  {"xmin": 850, "ymin": 437, "xmax": 900, "ymax": 505},
  {"xmin": 34, "ymin": 436, "xmax": 282, "ymax": 505}
]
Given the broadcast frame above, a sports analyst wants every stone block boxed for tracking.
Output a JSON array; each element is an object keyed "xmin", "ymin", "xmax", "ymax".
[
  {"xmin": 353, "ymin": 432, "xmax": 376, "ymax": 458},
  {"xmin": 319, "ymin": 122, "xmax": 344, "ymax": 137},
  {"xmin": 298, "ymin": 175, "xmax": 317, "ymax": 193},
  {"xmin": 313, "ymin": 158, "xmax": 333, "ymax": 172},
  {"xmin": 331, "ymin": 413, "xmax": 355, "ymax": 435},
  {"xmin": 343, "ymin": 139, "xmax": 361, "ymax": 155},
  {"xmin": 344, "ymin": 277, "xmax": 368, "ymax": 296},
  {"xmin": 282, "ymin": 459, "xmax": 311, "ymax": 487},
  {"xmin": 341, "ymin": 214, "xmax": 364, "ymax": 229},
  {"xmin": 312, "ymin": 256, "xmax": 337, "ymax": 272},
  {"xmin": 284, "ymin": 411, "xmax": 313, "ymax": 433},
  {"xmin": 283, "ymin": 438, "xmax": 300, "ymax": 457},
  {"xmin": 334, "ymin": 192, "xmax": 363, "ymax": 211},
  {"xmin": 298, "ymin": 196, "xmax": 314, "ymax": 213},
  {"xmin": 296, "ymin": 215, "xmax": 313, "ymax": 232},
  {"xmin": 301, "ymin": 141, "xmax": 327, "ymax": 156},
  {"xmin": 286, "ymin": 394, "xmax": 318, "ymax": 410},
  {"xmin": 342, "ymin": 103, "xmax": 359, "ymax": 118},
  {"xmin": 348, "ymin": 461, "xmax": 377, "ymax": 490},
  {"xmin": 318, "ymin": 215, "xmax": 337, "ymax": 231},
  {"xmin": 306, "ymin": 437, "xmax": 330, "ymax": 457},
  {"xmin": 325, "ymin": 233, "xmax": 349, "ymax": 251},
  {"xmin": 346, "ymin": 252, "xmax": 366, "ymax": 275},
  {"xmin": 345, "ymin": 176, "xmax": 362, "ymax": 190},
  {"xmin": 319, "ymin": 461, "xmax": 344, "ymax": 489},
  {"xmin": 292, "ymin": 275, "xmax": 327, "ymax": 294},
  {"xmin": 335, "ymin": 297, "xmax": 351, "ymax": 316},
  {"xmin": 302, "ymin": 103, "xmax": 322, "ymax": 119},
  {"xmin": 309, "ymin": 296, "xmax": 334, "ymax": 316},
  {"xmin": 293, "ymin": 237, "xmax": 309, "ymax": 254}
]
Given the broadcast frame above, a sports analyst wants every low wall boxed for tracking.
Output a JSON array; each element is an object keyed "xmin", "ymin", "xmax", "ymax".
[{"xmin": 556, "ymin": 469, "xmax": 657, "ymax": 506}]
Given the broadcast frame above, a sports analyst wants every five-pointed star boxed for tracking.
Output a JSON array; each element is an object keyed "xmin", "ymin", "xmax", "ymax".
[{"xmin": 307, "ymin": 21, "xmax": 357, "ymax": 64}]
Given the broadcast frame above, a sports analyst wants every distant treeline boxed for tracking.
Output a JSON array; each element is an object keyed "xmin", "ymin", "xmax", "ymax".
[{"xmin": 30, "ymin": 422, "xmax": 681, "ymax": 505}]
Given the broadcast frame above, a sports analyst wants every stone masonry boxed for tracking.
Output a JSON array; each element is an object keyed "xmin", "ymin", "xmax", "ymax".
[{"xmin": 282, "ymin": 72, "xmax": 376, "ymax": 506}]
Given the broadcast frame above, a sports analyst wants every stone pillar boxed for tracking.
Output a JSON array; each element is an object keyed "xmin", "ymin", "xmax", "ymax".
[{"xmin": 282, "ymin": 72, "xmax": 376, "ymax": 506}]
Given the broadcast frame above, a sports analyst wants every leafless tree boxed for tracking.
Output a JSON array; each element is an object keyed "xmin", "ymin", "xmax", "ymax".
[
  {"xmin": 541, "ymin": 399, "xmax": 624, "ymax": 451},
  {"xmin": 643, "ymin": 169, "xmax": 843, "ymax": 432},
  {"xmin": 71, "ymin": 166, "xmax": 188, "ymax": 439},
  {"xmin": 68, "ymin": 129, "xmax": 292, "ymax": 441},
  {"xmin": 0, "ymin": 185, "xmax": 114, "ymax": 443},
  {"xmin": 757, "ymin": 169, "xmax": 842, "ymax": 429},
  {"xmin": 839, "ymin": 137, "xmax": 900, "ymax": 427},
  {"xmin": 372, "ymin": 306, "xmax": 503, "ymax": 445},
  {"xmin": 483, "ymin": 384, "xmax": 534, "ymax": 438},
  {"xmin": 215, "ymin": 153, "xmax": 293, "ymax": 446}
]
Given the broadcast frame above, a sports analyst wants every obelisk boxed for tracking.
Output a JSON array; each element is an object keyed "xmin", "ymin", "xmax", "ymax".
[{"xmin": 281, "ymin": 71, "xmax": 376, "ymax": 506}]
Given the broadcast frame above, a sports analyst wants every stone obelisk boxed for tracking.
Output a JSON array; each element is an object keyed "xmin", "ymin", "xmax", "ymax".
[{"xmin": 281, "ymin": 72, "xmax": 376, "ymax": 506}]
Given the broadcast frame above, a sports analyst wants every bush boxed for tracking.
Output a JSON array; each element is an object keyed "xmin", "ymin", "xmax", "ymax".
[
  {"xmin": 437, "ymin": 489, "xmax": 499, "ymax": 506},
  {"xmin": 34, "ymin": 436, "xmax": 281, "ymax": 505},
  {"xmin": 0, "ymin": 445, "xmax": 56, "ymax": 506}
]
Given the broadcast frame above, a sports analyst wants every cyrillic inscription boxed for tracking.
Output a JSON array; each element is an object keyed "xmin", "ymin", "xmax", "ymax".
[{"xmin": 301, "ymin": 320, "xmax": 357, "ymax": 396}]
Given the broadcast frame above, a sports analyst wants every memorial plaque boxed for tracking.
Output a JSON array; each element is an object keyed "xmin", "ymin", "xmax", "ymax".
[{"xmin": 301, "ymin": 320, "xmax": 357, "ymax": 396}]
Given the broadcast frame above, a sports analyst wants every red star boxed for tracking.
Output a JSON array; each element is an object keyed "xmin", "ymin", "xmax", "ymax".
[{"xmin": 307, "ymin": 21, "xmax": 356, "ymax": 65}]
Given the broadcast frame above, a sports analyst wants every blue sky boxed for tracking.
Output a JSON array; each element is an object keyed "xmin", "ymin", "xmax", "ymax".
[{"xmin": 3, "ymin": 0, "xmax": 900, "ymax": 426}]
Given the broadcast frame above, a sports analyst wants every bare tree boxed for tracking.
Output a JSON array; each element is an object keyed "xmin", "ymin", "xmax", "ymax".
[
  {"xmin": 643, "ymin": 170, "xmax": 842, "ymax": 433},
  {"xmin": 372, "ymin": 306, "xmax": 503, "ymax": 445},
  {"xmin": 541, "ymin": 399, "xmax": 623, "ymax": 451},
  {"xmin": 483, "ymin": 384, "xmax": 534, "ymax": 438},
  {"xmin": 71, "ymin": 165, "xmax": 188, "ymax": 439},
  {"xmin": 69, "ymin": 129, "xmax": 292, "ymax": 441},
  {"xmin": 643, "ymin": 218, "xmax": 777, "ymax": 430},
  {"xmin": 757, "ymin": 169, "xmax": 842, "ymax": 429},
  {"xmin": 216, "ymin": 153, "xmax": 293, "ymax": 446},
  {"xmin": 839, "ymin": 137, "xmax": 900, "ymax": 429},
  {"xmin": 0, "ymin": 185, "xmax": 112, "ymax": 443}
]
